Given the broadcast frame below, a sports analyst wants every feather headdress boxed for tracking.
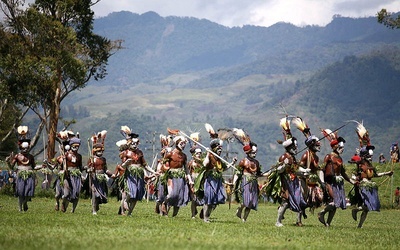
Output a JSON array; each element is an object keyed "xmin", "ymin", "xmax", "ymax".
[
  {"xmin": 120, "ymin": 125, "xmax": 139, "ymax": 141},
  {"xmin": 232, "ymin": 128, "xmax": 251, "ymax": 146},
  {"xmin": 233, "ymin": 128, "xmax": 256, "ymax": 153},
  {"xmin": 279, "ymin": 116, "xmax": 293, "ymax": 143},
  {"xmin": 167, "ymin": 127, "xmax": 180, "ymax": 136},
  {"xmin": 57, "ymin": 130, "xmax": 74, "ymax": 141},
  {"xmin": 120, "ymin": 126, "xmax": 132, "ymax": 139},
  {"xmin": 91, "ymin": 130, "xmax": 107, "ymax": 146},
  {"xmin": 292, "ymin": 116, "xmax": 311, "ymax": 138},
  {"xmin": 353, "ymin": 120, "xmax": 372, "ymax": 148},
  {"xmin": 205, "ymin": 123, "xmax": 218, "ymax": 139},
  {"xmin": 205, "ymin": 123, "xmax": 224, "ymax": 149},
  {"xmin": 216, "ymin": 128, "xmax": 234, "ymax": 141},
  {"xmin": 17, "ymin": 126, "xmax": 28, "ymax": 136},
  {"xmin": 17, "ymin": 125, "xmax": 31, "ymax": 143},
  {"xmin": 189, "ymin": 132, "xmax": 200, "ymax": 143},
  {"xmin": 320, "ymin": 128, "xmax": 346, "ymax": 148},
  {"xmin": 320, "ymin": 128, "xmax": 337, "ymax": 142},
  {"xmin": 160, "ymin": 134, "xmax": 174, "ymax": 148}
]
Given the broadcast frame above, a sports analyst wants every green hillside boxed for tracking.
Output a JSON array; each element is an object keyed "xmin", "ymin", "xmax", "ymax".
[{"xmin": 39, "ymin": 12, "xmax": 400, "ymax": 169}]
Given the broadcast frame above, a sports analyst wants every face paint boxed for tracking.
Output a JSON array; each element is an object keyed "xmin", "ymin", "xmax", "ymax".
[
  {"xmin": 336, "ymin": 146, "xmax": 344, "ymax": 155},
  {"xmin": 130, "ymin": 140, "xmax": 139, "ymax": 150},
  {"xmin": 71, "ymin": 144, "xmax": 80, "ymax": 152},
  {"xmin": 177, "ymin": 140, "xmax": 186, "ymax": 151}
]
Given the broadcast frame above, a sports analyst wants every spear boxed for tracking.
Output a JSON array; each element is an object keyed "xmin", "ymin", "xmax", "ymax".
[
  {"xmin": 177, "ymin": 130, "xmax": 238, "ymax": 171},
  {"xmin": 295, "ymin": 122, "xmax": 350, "ymax": 155}
]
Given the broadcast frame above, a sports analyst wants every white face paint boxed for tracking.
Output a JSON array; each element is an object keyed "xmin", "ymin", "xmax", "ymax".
[
  {"xmin": 95, "ymin": 150, "xmax": 103, "ymax": 157},
  {"xmin": 177, "ymin": 140, "xmax": 186, "ymax": 151},
  {"xmin": 215, "ymin": 146, "xmax": 223, "ymax": 155},
  {"xmin": 366, "ymin": 149, "xmax": 374, "ymax": 160},
  {"xmin": 21, "ymin": 142, "xmax": 29, "ymax": 153},
  {"xmin": 313, "ymin": 141, "xmax": 321, "ymax": 152},
  {"xmin": 130, "ymin": 140, "xmax": 139, "ymax": 150},
  {"xmin": 336, "ymin": 146, "xmax": 344, "ymax": 155},
  {"xmin": 71, "ymin": 144, "xmax": 80, "ymax": 152},
  {"xmin": 248, "ymin": 146, "xmax": 257, "ymax": 159},
  {"xmin": 248, "ymin": 151, "xmax": 257, "ymax": 159}
]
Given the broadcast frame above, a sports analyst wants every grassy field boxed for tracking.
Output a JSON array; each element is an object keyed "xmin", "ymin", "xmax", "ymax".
[{"xmin": 1, "ymin": 190, "xmax": 400, "ymax": 250}]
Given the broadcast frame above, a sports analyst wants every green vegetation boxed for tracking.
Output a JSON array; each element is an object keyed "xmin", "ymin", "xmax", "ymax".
[
  {"xmin": 1, "ymin": 165, "xmax": 400, "ymax": 250},
  {"xmin": 0, "ymin": 195, "xmax": 399, "ymax": 250}
]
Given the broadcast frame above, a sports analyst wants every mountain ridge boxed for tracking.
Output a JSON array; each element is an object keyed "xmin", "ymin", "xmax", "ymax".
[{"xmin": 57, "ymin": 11, "xmax": 400, "ymax": 168}]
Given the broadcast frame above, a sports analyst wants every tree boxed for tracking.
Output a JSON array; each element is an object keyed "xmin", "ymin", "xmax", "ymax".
[
  {"xmin": 0, "ymin": 0, "xmax": 121, "ymax": 159},
  {"xmin": 377, "ymin": 9, "xmax": 400, "ymax": 29}
]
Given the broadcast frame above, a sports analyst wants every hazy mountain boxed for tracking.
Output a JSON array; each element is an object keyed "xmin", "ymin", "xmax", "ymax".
[{"xmin": 59, "ymin": 11, "xmax": 400, "ymax": 169}]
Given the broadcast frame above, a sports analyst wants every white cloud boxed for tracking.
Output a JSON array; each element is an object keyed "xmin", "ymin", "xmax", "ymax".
[
  {"xmin": 91, "ymin": 0, "xmax": 400, "ymax": 27},
  {"xmin": 2, "ymin": 1, "xmax": 399, "ymax": 27}
]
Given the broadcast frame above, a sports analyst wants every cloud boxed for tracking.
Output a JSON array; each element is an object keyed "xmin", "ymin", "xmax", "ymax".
[{"xmin": 2, "ymin": 0, "xmax": 399, "ymax": 28}]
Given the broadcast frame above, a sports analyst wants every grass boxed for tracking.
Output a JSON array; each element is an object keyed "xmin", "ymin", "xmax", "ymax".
[{"xmin": 1, "ymin": 190, "xmax": 400, "ymax": 250}]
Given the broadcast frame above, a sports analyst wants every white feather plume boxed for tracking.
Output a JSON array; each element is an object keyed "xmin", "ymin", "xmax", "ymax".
[
  {"xmin": 17, "ymin": 126, "xmax": 28, "ymax": 135},
  {"xmin": 205, "ymin": 123, "xmax": 215, "ymax": 135}
]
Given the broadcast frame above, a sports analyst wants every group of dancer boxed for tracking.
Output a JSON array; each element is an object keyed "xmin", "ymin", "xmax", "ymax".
[
  {"xmin": 266, "ymin": 116, "xmax": 393, "ymax": 228},
  {"xmin": 4, "ymin": 116, "xmax": 394, "ymax": 228}
]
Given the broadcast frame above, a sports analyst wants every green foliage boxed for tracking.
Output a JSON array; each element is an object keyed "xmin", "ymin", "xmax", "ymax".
[
  {"xmin": 377, "ymin": 9, "xmax": 400, "ymax": 29},
  {"xmin": 0, "ymin": 103, "xmax": 20, "ymax": 158},
  {"xmin": 0, "ymin": 193, "xmax": 400, "ymax": 250}
]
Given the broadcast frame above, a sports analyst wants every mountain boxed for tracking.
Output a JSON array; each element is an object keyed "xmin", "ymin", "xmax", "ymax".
[{"xmin": 59, "ymin": 11, "xmax": 400, "ymax": 169}]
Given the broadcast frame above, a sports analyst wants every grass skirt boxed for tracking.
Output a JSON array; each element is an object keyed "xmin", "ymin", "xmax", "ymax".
[
  {"xmin": 203, "ymin": 175, "xmax": 226, "ymax": 205},
  {"xmin": 15, "ymin": 176, "xmax": 35, "ymax": 197},
  {"xmin": 166, "ymin": 177, "xmax": 190, "ymax": 207},
  {"xmin": 359, "ymin": 186, "xmax": 380, "ymax": 211}
]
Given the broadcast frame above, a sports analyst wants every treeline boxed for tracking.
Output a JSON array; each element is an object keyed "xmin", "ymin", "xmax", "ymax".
[{"xmin": 60, "ymin": 105, "xmax": 90, "ymax": 119}]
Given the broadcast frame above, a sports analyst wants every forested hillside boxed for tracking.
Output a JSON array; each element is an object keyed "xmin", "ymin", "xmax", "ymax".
[{"xmin": 57, "ymin": 11, "xmax": 400, "ymax": 169}]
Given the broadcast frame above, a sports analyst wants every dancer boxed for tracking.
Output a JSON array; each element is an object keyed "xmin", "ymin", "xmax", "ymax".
[
  {"xmin": 317, "ymin": 128, "xmax": 355, "ymax": 227},
  {"xmin": 293, "ymin": 117, "xmax": 324, "ymax": 215},
  {"xmin": 272, "ymin": 117, "xmax": 309, "ymax": 227},
  {"xmin": 160, "ymin": 135, "xmax": 191, "ymax": 217},
  {"xmin": 351, "ymin": 122, "xmax": 393, "ymax": 228},
  {"xmin": 87, "ymin": 130, "xmax": 112, "ymax": 215},
  {"xmin": 111, "ymin": 139, "xmax": 128, "ymax": 215},
  {"xmin": 154, "ymin": 133, "xmax": 173, "ymax": 216},
  {"xmin": 198, "ymin": 123, "xmax": 237, "ymax": 222},
  {"xmin": 234, "ymin": 141, "xmax": 262, "ymax": 222},
  {"xmin": 188, "ymin": 145, "xmax": 205, "ymax": 218},
  {"xmin": 6, "ymin": 126, "xmax": 37, "ymax": 212},
  {"xmin": 119, "ymin": 126, "xmax": 157, "ymax": 216},
  {"xmin": 56, "ymin": 133, "xmax": 83, "ymax": 213}
]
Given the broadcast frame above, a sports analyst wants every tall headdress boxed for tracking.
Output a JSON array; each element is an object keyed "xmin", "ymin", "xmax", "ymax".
[
  {"xmin": 17, "ymin": 126, "xmax": 31, "ymax": 149},
  {"xmin": 292, "ymin": 116, "xmax": 319, "ymax": 148},
  {"xmin": 352, "ymin": 120, "xmax": 375, "ymax": 157},
  {"xmin": 91, "ymin": 130, "xmax": 107, "ymax": 152},
  {"xmin": 232, "ymin": 128, "xmax": 254, "ymax": 153},
  {"xmin": 279, "ymin": 116, "xmax": 292, "ymax": 141},
  {"xmin": 320, "ymin": 128, "xmax": 345, "ymax": 149},
  {"xmin": 279, "ymin": 116, "xmax": 297, "ymax": 148},
  {"xmin": 205, "ymin": 123, "xmax": 223, "ymax": 149},
  {"xmin": 354, "ymin": 121, "xmax": 373, "ymax": 149},
  {"xmin": 56, "ymin": 129, "xmax": 75, "ymax": 149},
  {"xmin": 187, "ymin": 131, "xmax": 201, "ymax": 152},
  {"xmin": 292, "ymin": 116, "xmax": 311, "ymax": 138},
  {"xmin": 17, "ymin": 125, "xmax": 30, "ymax": 142},
  {"xmin": 120, "ymin": 126, "xmax": 139, "ymax": 142},
  {"xmin": 160, "ymin": 134, "xmax": 173, "ymax": 149}
]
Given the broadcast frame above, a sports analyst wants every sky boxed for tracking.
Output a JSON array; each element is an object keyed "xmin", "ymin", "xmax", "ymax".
[{"xmin": 91, "ymin": 0, "xmax": 400, "ymax": 27}]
